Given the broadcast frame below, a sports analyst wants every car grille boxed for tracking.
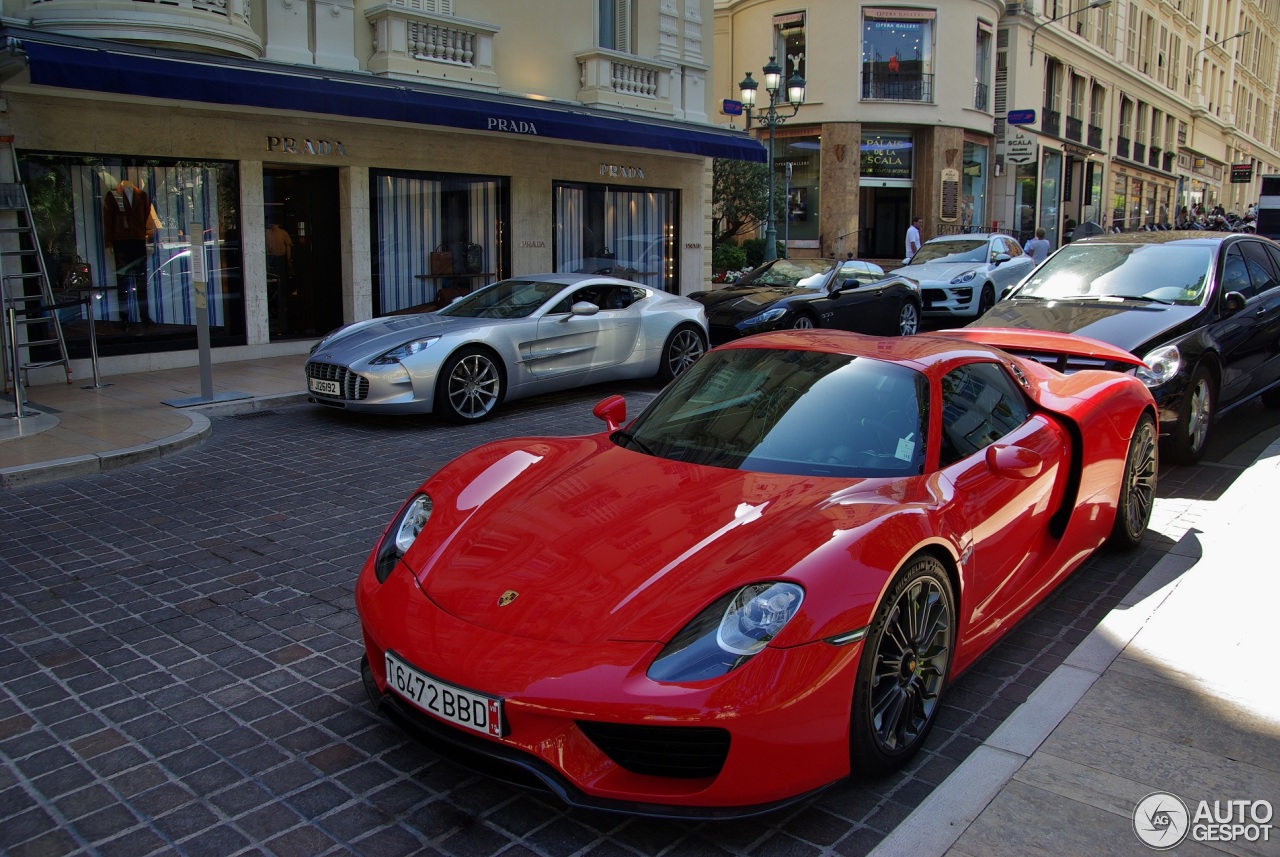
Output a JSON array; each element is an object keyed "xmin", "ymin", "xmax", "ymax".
[
  {"xmin": 1005, "ymin": 349, "xmax": 1118, "ymax": 375},
  {"xmin": 576, "ymin": 721, "xmax": 731, "ymax": 779},
  {"xmin": 305, "ymin": 361, "xmax": 370, "ymax": 400},
  {"xmin": 923, "ymin": 288, "xmax": 947, "ymax": 305}
]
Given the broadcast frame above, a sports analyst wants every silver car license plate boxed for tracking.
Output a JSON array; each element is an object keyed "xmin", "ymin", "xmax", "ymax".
[
  {"xmin": 309, "ymin": 377, "xmax": 341, "ymax": 396},
  {"xmin": 384, "ymin": 651, "xmax": 503, "ymax": 737}
]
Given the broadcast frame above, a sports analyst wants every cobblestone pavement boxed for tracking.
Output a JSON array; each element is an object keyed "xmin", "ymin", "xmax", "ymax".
[{"xmin": 1, "ymin": 384, "xmax": 1274, "ymax": 857}]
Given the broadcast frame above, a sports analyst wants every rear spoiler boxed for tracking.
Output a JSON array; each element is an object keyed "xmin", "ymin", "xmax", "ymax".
[{"xmin": 930, "ymin": 327, "xmax": 1147, "ymax": 370}]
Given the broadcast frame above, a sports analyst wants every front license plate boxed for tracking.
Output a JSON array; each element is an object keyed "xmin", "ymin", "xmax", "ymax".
[
  {"xmin": 384, "ymin": 651, "xmax": 503, "ymax": 737},
  {"xmin": 309, "ymin": 377, "xmax": 341, "ymax": 396}
]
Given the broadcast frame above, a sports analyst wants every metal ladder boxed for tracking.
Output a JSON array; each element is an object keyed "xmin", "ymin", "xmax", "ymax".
[{"xmin": 0, "ymin": 134, "xmax": 72, "ymax": 393}]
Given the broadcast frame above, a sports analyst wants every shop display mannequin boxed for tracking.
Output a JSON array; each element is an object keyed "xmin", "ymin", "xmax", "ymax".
[{"xmin": 102, "ymin": 178, "xmax": 155, "ymax": 327}]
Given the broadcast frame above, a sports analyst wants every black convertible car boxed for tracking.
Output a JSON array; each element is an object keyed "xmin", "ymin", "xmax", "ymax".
[
  {"xmin": 972, "ymin": 231, "xmax": 1280, "ymax": 464},
  {"xmin": 691, "ymin": 257, "xmax": 922, "ymax": 346}
]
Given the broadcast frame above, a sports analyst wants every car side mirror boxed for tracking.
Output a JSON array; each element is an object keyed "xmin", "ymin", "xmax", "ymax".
[
  {"xmin": 1223, "ymin": 291, "xmax": 1247, "ymax": 315},
  {"xmin": 561, "ymin": 301, "xmax": 600, "ymax": 322},
  {"xmin": 992, "ymin": 253, "xmax": 1012, "ymax": 265},
  {"xmin": 902, "ymin": 257, "xmax": 912, "ymax": 266},
  {"xmin": 985, "ymin": 444, "xmax": 1043, "ymax": 479},
  {"xmin": 593, "ymin": 395, "xmax": 627, "ymax": 431}
]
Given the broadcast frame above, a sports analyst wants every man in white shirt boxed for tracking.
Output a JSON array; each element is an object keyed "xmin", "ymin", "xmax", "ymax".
[
  {"xmin": 905, "ymin": 216, "xmax": 923, "ymax": 259},
  {"xmin": 1023, "ymin": 227, "xmax": 1051, "ymax": 264}
]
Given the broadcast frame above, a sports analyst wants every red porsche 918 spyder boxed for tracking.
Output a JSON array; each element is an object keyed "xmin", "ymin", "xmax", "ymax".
[{"xmin": 354, "ymin": 328, "xmax": 1158, "ymax": 818}]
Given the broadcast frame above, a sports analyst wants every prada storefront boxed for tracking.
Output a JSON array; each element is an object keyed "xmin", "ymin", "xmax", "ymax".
[{"xmin": 0, "ymin": 30, "xmax": 761, "ymax": 380}]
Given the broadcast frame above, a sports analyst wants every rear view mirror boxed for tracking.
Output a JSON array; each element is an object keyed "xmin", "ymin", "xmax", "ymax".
[{"xmin": 593, "ymin": 395, "xmax": 627, "ymax": 431}]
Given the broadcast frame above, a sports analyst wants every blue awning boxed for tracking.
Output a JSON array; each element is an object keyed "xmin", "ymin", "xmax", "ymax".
[{"xmin": 10, "ymin": 34, "xmax": 765, "ymax": 162}]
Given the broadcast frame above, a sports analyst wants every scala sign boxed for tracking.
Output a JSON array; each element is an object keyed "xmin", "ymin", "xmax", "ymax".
[{"xmin": 1006, "ymin": 130, "xmax": 1037, "ymax": 165}]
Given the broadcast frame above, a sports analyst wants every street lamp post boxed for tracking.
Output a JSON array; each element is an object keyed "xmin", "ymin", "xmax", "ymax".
[
  {"xmin": 740, "ymin": 57, "xmax": 806, "ymax": 262},
  {"xmin": 1029, "ymin": 0, "xmax": 1112, "ymax": 65},
  {"xmin": 1188, "ymin": 29, "xmax": 1249, "ymax": 93}
]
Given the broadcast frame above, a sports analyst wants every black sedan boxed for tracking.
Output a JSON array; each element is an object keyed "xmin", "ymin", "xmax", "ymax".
[
  {"xmin": 972, "ymin": 231, "xmax": 1280, "ymax": 463},
  {"xmin": 691, "ymin": 257, "xmax": 921, "ymax": 346}
]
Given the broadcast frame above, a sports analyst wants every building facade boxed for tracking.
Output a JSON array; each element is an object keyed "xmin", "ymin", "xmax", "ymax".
[
  {"xmin": 1, "ymin": 0, "xmax": 761, "ymax": 384},
  {"xmin": 713, "ymin": 0, "xmax": 1280, "ymax": 261}
]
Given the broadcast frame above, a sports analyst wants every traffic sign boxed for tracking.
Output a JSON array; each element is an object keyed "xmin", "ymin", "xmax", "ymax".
[
  {"xmin": 722, "ymin": 99, "xmax": 743, "ymax": 116},
  {"xmin": 1008, "ymin": 109, "xmax": 1036, "ymax": 125}
]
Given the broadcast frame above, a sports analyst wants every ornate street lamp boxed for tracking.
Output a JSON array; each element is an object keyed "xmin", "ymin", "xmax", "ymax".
[{"xmin": 740, "ymin": 56, "xmax": 806, "ymax": 262}]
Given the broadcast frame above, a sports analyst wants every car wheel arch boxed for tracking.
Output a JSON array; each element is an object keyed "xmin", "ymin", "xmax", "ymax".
[{"xmin": 434, "ymin": 343, "xmax": 508, "ymax": 416}]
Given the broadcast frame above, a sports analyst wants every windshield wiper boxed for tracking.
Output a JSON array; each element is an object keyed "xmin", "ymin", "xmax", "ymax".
[{"xmin": 612, "ymin": 429, "xmax": 656, "ymax": 456}]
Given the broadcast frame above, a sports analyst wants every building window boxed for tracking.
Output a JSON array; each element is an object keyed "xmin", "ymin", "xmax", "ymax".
[
  {"xmin": 862, "ymin": 8, "xmax": 935, "ymax": 102},
  {"xmin": 599, "ymin": 0, "xmax": 631, "ymax": 52},
  {"xmin": 370, "ymin": 170, "xmax": 510, "ymax": 315},
  {"xmin": 963, "ymin": 142, "xmax": 988, "ymax": 232},
  {"xmin": 974, "ymin": 24, "xmax": 993, "ymax": 111},
  {"xmin": 19, "ymin": 152, "xmax": 244, "ymax": 357},
  {"xmin": 552, "ymin": 182, "xmax": 678, "ymax": 293},
  {"xmin": 774, "ymin": 11, "xmax": 807, "ymax": 83}
]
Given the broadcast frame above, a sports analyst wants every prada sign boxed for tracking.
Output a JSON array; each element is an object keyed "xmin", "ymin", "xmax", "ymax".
[{"xmin": 266, "ymin": 136, "xmax": 348, "ymax": 156}]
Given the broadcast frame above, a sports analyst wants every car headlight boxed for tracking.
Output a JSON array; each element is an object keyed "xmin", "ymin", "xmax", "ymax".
[
  {"xmin": 950, "ymin": 271, "xmax": 978, "ymax": 284},
  {"xmin": 374, "ymin": 494, "xmax": 433, "ymax": 583},
  {"xmin": 741, "ymin": 306, "xmax": 788, "ymax": 327},
  {"xmin": 1135, "ymin": 344, "xmax": 1181, "ymax": 387},
  {"xmin": 372, "ymin": 336, "xmax": 441, "ymax": 365},
  {"xmin": 647, "ymin": 582, "xmax": 804, "ymax": 682}
]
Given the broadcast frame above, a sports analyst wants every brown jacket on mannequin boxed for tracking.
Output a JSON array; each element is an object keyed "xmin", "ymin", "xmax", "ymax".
[{"xmin": 102, "ymin": 182, "xmax": 155, "ymax": 245}]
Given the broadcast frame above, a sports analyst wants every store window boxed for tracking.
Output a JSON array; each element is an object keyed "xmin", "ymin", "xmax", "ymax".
[
  {"xmin": 963, "ymin": 142, "xmax": 988, "ymax": 233},
  {"xmin": 553, "ymin": 182, "xmax": 677, "ymax": 292},
  {"xmin": 370, "ymin": 170, "xmax": 510, "ymax": 315},
  {"xmin": 781, "ymin": 133, "xmax": 821, "ymax": 245},
  {"xmin": 774, "ymin": 11, "xmax": 807, "ymax": 81},
  {"xmin": 18, "ymin": 152, "xmax": 244, "ymax": 357},
  {"xmin": 862, "ymin": 8, "xmax": 935, "ymax": 102},
  {"xmin": 1112, "ymin": 171, "xmax": 1127, "ymax": 229}
]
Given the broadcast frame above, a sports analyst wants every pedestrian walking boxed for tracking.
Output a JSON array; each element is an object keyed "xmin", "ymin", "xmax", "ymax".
[
  {"xmin": 1023, "ymin": 227, "xmax": 1051, "ymax": 264},
  {"xmin": 905, "ymin": 216, "xmax": 923, "ymax": 260}
]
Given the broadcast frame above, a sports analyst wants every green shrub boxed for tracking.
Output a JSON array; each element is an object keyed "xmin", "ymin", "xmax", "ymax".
[
  {"xmin": 712, "ymin": 243, "xmax": 748, "ymax": 274},
  {"xmin": 740, "ymin": 238, "xmax": 785, "ymax": 268}
]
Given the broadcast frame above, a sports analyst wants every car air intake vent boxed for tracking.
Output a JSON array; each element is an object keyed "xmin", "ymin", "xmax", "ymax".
[
  {"xmin": 576, "ymin": 721, "xmax": 731, "ymax": 779},
  {"xmin": 1007, "ymin": 350, "xmax": 1115, "ymax": 375},
  {"xmin": 306, "ymin": 361, "xmax": 370, "ymax": 400}
]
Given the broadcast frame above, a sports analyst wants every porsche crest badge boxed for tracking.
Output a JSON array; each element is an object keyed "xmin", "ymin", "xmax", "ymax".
[{"xmin": 497, "ymin": 590, "xmax": 519, "ymax": 607}]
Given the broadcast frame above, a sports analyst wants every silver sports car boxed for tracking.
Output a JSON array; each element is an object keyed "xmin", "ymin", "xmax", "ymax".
[{"xmin": 304, "ymin": 274, "xmax": 709, "ymax": 422}]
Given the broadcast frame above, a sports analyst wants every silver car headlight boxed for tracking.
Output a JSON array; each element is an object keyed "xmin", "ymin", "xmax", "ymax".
[
  {"xmin": 647, "ymin": 582, "xmax": 804, "ymax": 682},
  {"xmin": 950, "ymin": 271, "xmax": 978, "ymax": 284},
  {"xmin": 742, "ymin": 306, "xmax": 788, "ymax": 327},
  {"xmin": 372, "ymin": 336, "xmax": 441, "ymax": 365},
  {"xmin": 1136, "ymin": 344, "xmax": 1181, "ymax": 387},
  {"xmin": 374, "ymin": 493, "xmax": 433, "ymax": 583}
]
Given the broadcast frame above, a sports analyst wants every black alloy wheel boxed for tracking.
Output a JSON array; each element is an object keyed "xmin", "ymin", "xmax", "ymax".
[
  {"xmin": 436, "ymin": 346, "xmax": 504, "ymax": 423},
  {"xmin": 976, "ymin": 283, "xmax": 996, "ymax": 317},
  {"xmin": 1109, "ymin": 413, "xmax": 1158, "ymax": 549},
  {"xmin": 850, "ymin": 554, "xmax": 954, "ymax": 777}
]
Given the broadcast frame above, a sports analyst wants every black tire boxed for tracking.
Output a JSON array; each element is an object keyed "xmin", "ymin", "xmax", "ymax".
[
  {"xmin": 894, "ymin": 301, "xmax": 920, "ymax": 336},
  {"xmin": 1167, "ymin": 364, "xmax": 1215, "ymax": 464},
  {"xmin": 435, "ymin": 346, "xmax": 504, "ymax": 423},
  {"xmin": 791, "ymin": 313, "xmax": 817, "ymax": 330},
  {"xmin": 975, "ymin": 283, "xmax": 996, "ymax": 317},
  {"xmin": 657, "ymin": 324, "xmax": 707, "ymax": 383},
  {"xmin": 1109, "ymin": 413, "xmax": 1158, "ymax": 549},
  {"xmin": 850, "ymin": 554, "xmax": 955, "ymax": 779}
]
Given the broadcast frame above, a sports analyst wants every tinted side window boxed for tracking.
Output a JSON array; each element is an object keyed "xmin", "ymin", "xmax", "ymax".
[
  {"xmin": 940, "ymin": 362, "xmax": 1031, "ymax": 465},
  {"xmin": 1241, "ymin": 241, "xmax": 1280, "ymax": 294},
  {"xmin": 1221, "ymin": 246, "xmax": 1254, "ymax": 299}
]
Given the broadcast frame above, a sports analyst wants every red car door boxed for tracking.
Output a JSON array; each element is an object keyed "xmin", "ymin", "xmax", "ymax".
[{"xmin": 934, "ymin": 362, "xmax": 1070, "ymax": 651}]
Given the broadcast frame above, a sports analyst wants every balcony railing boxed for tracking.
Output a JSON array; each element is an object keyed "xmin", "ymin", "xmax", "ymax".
[
  {"xmin": 1163, "ymin": 151, "xmax": 1176, "ymax": 172},
  {"xmin": 1133, "ymin": 141, "xmax": 1146, "ymax": 163},
  {"xmin": 1065, "ymin": 115, "xmax": 1083, "ymax": 142},
  {"xmin": 1088, "ymin": 124, "xmax": 1103, "ymax": 149},
  {"xmin": 26, "ymin": 0, "xmax": 261, "ymax": 57},
  {"xmin": 1116, "ymin": 135, "xmax": 1130, "ymax": 159},
  {"xmin": 861, "ymin": 73, "xmax": 934, "ymax": 102},
  {"xmin": 974, "ymin": 81, "xmax": 989, "ymax": 112},
  {"xmin": 366, "ymin": 3, "xmax": 500, "ymax": 89},
  {"xmin": 1041, "ymin": 108, "xmax": 1061, "ymax": 138},
  {"xmin": 1149, "ymin": 146, "xmax": 1161, "ymax": 169},
  {"xmin": 576, "ymin": 48, "xmax": 676, "ymax": 115}
]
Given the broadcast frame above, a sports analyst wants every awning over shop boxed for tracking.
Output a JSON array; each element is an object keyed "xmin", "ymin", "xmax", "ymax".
[{"xmin": 8, "ymin": 34, "xmax": 766, "ymax": 162}]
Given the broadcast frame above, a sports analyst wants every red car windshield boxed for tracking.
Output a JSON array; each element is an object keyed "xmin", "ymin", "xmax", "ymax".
[{"xmin": 619, "ymin": 348, "xmax": 929, "ymax": 478}]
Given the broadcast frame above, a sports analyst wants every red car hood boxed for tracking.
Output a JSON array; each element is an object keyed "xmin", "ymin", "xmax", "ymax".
[{"xmin": 406, "ymin": 436, "xmax": 904, "ymax": 646}]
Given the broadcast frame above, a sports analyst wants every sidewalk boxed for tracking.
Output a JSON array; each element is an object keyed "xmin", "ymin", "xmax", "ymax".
[
  {"xmin": 873, "ymin": 437, "xmax": 1280, "ymax": 856},
  {"xmin": 0, "ymin": 354, "xmax": 309, "ymax": 488}
]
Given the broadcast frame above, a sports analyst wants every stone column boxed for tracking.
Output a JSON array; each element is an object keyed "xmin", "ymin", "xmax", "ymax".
[{"xmin": 819, "ymin": 122, "xmax": 862, "ymax": 259}]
